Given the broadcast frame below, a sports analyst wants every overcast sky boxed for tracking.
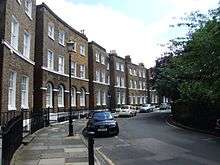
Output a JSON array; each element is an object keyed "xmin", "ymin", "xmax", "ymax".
[{"xmin": 36, "ymin": 0, "xmax": 219, "ymax": 67}]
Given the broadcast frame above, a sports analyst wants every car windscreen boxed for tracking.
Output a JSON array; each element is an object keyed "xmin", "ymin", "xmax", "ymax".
[{"xmin": 93, "ymin": 112, "xmax": 113, "ymax": 121}]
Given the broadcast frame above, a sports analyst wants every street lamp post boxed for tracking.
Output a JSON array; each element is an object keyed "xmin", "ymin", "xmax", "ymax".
[{"xmin": 67, "ymin": 40, "xmax": 75, "ymax": 136}]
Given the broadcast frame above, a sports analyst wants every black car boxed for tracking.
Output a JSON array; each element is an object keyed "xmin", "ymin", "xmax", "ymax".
[{"xmin": 86, "ymin": 111, "xmax": 119, "ymax": 137}]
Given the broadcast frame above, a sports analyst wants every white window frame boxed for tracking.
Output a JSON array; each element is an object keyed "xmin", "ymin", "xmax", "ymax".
[
  {"xmin": 117, "ymin": 92, "xmax": 121, "ymax": 105},
  {"xmin": 116, "ymin": 62, "xmax": 120, "ymax": 71},
  {"xmin": 143, "ymin": 70, "xmax": 146, "ymax": 78},
  {"xmin": 102, "ymin": 91, "xmax": 106, "ymax": 105},
  {"xmin": 121, "ymin": 64, "xmax": 124, "ymax": 72},
  {"xmin": 134, "ymin": 81, "xmax": 137, "ymax": 89},
  {"xmin": 129, "ymin": 68, "xmax": 132, "ymax": 75},
  {"xmin": 47, "ymin": 50, "xmax": 54, "ymax": 70},
  {"xmin": 80, "ymin": 89, "xmax": 86, "ymax": 106},
  {"xmin": 8, "ymin": 71, "xmax": 17, "ymax": 110},
  {"xmin": 71, "ymin": 87, "xmax": 76, "ymax": 107},
  {"xmin": 80, "ymin": 65, "xmax": 86, "ymax": 78},
  {"xmin": 95, "ymin": 51, "xmax": 100, "ymax": 62},
  {"xmin": 71, "ymin": 62, "xmax": 77, "ymax": 77},
  {"xmin": 80, "ymin": 44, "xmax": 86, "ymax": 56},
  {"xmin": 101, "ymin": 71, "xmax": 105, "ymax": 83},
  {"xmin": 96, "ymin": 90, "xmax": 101, "ymax": 106},
  {"xmin": 46, "ymin": 83, "xmax": 53, "ymax": 108},
  {"xmin": 101, "ymin": 55, "xmax": 105, "ymax": 65},
  {"xmin": 116, "ymin": 76, "xmax": 120, "ymax": 87},
  {"xmin": 23, "ymin": 31, "xmax": 31, "ymax": 59},
  {"xmin": 58, "ymin": 85, "xmax": 64, "ymax": 107},
  {"xmin": 58, "ymin": 56, "xmax": 65, "ymax": 73},
  {"xmin": 139, "ymin": 81, "xmax": 142, "ymax": 89},
  {"xmin": 17, "ymin": 0, "xmax": 21, "ymax": 4},
  {"xmin": 24, "ymin": 0, "xmax": 32, "ymax": 19},
  {"xmin": 11, "ymin": 16, "xmax": 19, "ymax": 50},
  {"xmin": 130, "ymin": 96, "xmax": 133, "ymax": 104},
  {"xmin": 121, "ymin": 92, "xmax": 125, "ymax": 104},
  {"xmin": 48, "ymin": 23, "xmax": 54, "ymax": 40},
  {"xmin": 96, "ymin": 70, "xmax": 100, "ymax": 82},
  {"xmin": 130, "ymin": 80, "xmax": 133, "ymax": 88},
  {"xmin": 21, "ymin": 76, "xmax": 29, "ymax": 109},
  {"xmin": 58, "ymin": 30, "xmax": 65, "ymax": 46},
  {"xmin": 121, "ymin": 77, "xmax": 125, "ymax": 87}
]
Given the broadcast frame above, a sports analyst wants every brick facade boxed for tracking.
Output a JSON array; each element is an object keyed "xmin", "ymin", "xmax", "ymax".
[
  {"xmin": 0, "ymin": 2, "xmax": 152, "ymax": 115},
  {"xmin": 88, "ymin": 41, "xmax": 110, "ymax": 110},
  {"xmin": 0, "ymin": 0, "xmax": 36, "ymax": 113},
  {"xmin": 125, "ymin": 56, "xmax": 148, "ymax": 106},
  {"xmin": 34, "ymin": 3, "xmax": 89, "ymax": 112},
  {"xmin": 109, "ymin": 52, "xmax": 127, "ymax": 109}
]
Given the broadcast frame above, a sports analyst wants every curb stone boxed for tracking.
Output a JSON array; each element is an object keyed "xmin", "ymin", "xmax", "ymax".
[{"xmin": 167, "ymin": 115, "xmax": 220, "ymax": 137}]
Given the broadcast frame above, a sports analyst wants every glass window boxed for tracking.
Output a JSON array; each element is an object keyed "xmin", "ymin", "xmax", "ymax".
[
  {"xmin": 21, "ymin": 76, "xmax": 29, "ymax": 108},
  {"xmin": 116, "ymin": 76, "xmax": 120, "ymax": 86},
  {"xmin": 121, "ymin": 64, "xmax": 124, "ymax": 72},
  {"xmin": 121, "ymin": 77, "xmax": 125, "ymax": 87},
  {"xmin": 130, "ymin": 96, "xmax": 133, "ymax": 104},
  {"xmin": 139, "ymin": 81, "xmax": 142, "ymax": 89},
  {"xmin": 121, "ymin": 92, "xmax": 125, "ymax": 104},
  {"xmin": 23, "ymin": 32, "xmax": 31, "ymax": 58},
  {"xmin": 48, "ymin": 23, "xmax": 54, "ymax": 40},
  {"xmin": 116, "ymin": 62, "xmax": 120, "ymax": 70},
  {"xmin": 101, "ymin": 55, "xmax": 105, "ymax": 64},
  {"xmin": 58, "ymin": 85, "xmax": 64, "ymax": 107},
  {"xmin": 130, "ymin": 80, "xmax": 133, "ymax": 88},
  {"xmin": 71, "ymin": 62, "xmax": 76, "ymax": 77},
  {"xmin": 11, "ymin": 16, "xmax": 19, "ymax": 50},
  {"xmin": 96, "ymin": 51, "xmax": 100, "ymax": 62},
  {"xmin": 101, "ymin": 71, "xmax": 105, "ymax": 83},
  {"xmin": 80, "ymin": 65, "xmax": 85, "ymax": 78},
  {"xmin": 107, "ymin": 62, "xmax": 109, "ymax": 70},
  {"xmin": 8, "ymin": 71, "xmax": 17, "ymax": 110},
  {"xmin": 46, "ymin": 83, "xmax": 53, "ymax": 108},
  {"xmin": 102, "ymin": 91, "xmax": 106, "ymax": 105},
  {"xmin": 107, "ymin": 75, "xmax": 110, "ymax": 84},
  {"xmin": 24, "ymin": 0, "xmax": 32, "ymax": 18},
  {"xmin": 71, "ymin": 87, "xmax": 76, "ymax": 106},
  {"xmin": 58, "ymin": 56, "xmax": 64, "ymax": 73},
  {"xmin": 58, "ymin": 31, "xmax": 65, "ymax": 46},
  {"xmin": 47, "ymin": 50, "xmax": 54, "ymax": 70},
  {"xmin": 96, "ymin": 90, "xmax": 101, "ymax": 106},
  {"xmin": 134, "ymin": 81, "xmax": 137, "ymax": 89},
  {"xmin": 80, "ymin": 44, "xmax": 86, "ymax": 56},
  {"xmin": 117, "ymin": 92, "xmax": 120, "ymax": 105},
  {"xmin": 96, "ymin": 70, "xmax": 100, "ymax": 82},
  {"xmin": 80, "ymin": 88, "xmax": 85, "ymax": 106}
]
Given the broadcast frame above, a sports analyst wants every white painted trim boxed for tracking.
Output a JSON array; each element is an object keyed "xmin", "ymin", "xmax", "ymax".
[
  {"xmin": 53, "ymin": 89, "xmax": 59, "ymax": 92},
  {"xmin": 93, "ymin": 81, "xmax": 110, "ymax": 86},
  {"xmin": 86, "ymin": 92, "xmax": 90, "ymax": 95},
  {"xmin": 76, "ymin": 91, "xmax": 81, "ymax": 94},
  {"xmin": 2, "ymin": 40, "xmax": 35, "ymax": 65},
  {"xmin": 114, "ymin": 86, "xmax": 126, "ymax": 89},
  {"xmin": 41, "ymin": 66, "xmax": 89, "ymax": 82},
  {"xmin": 40, "ymin": 87, "xmax": 47, "ymax": 90},
  {"xmin": 64, "ymin": 90, "xmax": 69, "ymax": 93}
]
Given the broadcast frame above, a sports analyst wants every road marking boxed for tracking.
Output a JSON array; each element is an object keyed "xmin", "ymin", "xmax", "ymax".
[
  {"xmin": 165, "ymin": 119, "xmax": 184, "ymax": 130},
  {"xmin": 96, "ymin": 147, "xmax": 115, "ymax": 165}
]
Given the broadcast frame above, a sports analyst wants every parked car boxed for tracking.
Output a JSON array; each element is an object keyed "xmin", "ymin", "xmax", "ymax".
[
  {"xmin": 111, "ymin": 110, "xmax": 119, "ymax": 118},
  {"xmin": 159, "ymin": 103, "xmax": 171, "ymax": 110},
  {"xmin": 118, "ymin": 105, "xmax": 134, "ymax": 117},
  {"xmin": 139, "ymin": 104, "xmax": 154, "ymax": 113},
  {"xmin": 86, "ymin": 110, "xmax": 119, "ymax": 137}
]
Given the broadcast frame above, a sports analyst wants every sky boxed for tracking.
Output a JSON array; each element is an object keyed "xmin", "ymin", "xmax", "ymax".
[{"xmin": 36, "ymin": 0, "xmax": 219, "ymax": 67}]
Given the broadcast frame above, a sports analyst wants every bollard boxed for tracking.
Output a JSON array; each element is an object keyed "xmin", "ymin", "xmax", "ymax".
[{"xmin": 87, "ymin": 131, "xmax": 95, "ymax": 165}]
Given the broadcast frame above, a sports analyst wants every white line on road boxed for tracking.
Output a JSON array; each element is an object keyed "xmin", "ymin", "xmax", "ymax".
[{"xmin": 96, "ymin": 147, "xmax": 115, "ymax": 165}]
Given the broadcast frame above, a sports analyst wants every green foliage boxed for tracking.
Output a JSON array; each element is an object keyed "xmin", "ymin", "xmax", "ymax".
[{"xmin": 155, "ymin": 6, "xmax": 220, "ymax": 107}]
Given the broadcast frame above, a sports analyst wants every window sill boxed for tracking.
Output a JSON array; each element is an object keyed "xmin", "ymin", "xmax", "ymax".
[
  {"xmin": 48, "ymin": 35, "xmax": 55, "ymax": 41},
  {"xmin": 8, "ymin": 107, "xmax": 17, "ymax": 111},
  {"xmin": 25, "ymin": 12, "xmax": 33, "ymax": 21},
  {"xmin": 21, "ymin": 106, "xmax": 29, "ymax": 110},
  {"xmin": 58, "ymin": 42, "xmax": 65, "ymax": 47}
]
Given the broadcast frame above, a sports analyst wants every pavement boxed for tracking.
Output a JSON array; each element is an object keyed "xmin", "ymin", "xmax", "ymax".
[{"xmin": 12, "ymin": 120, "xmax": 99, "ymax": 165}]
